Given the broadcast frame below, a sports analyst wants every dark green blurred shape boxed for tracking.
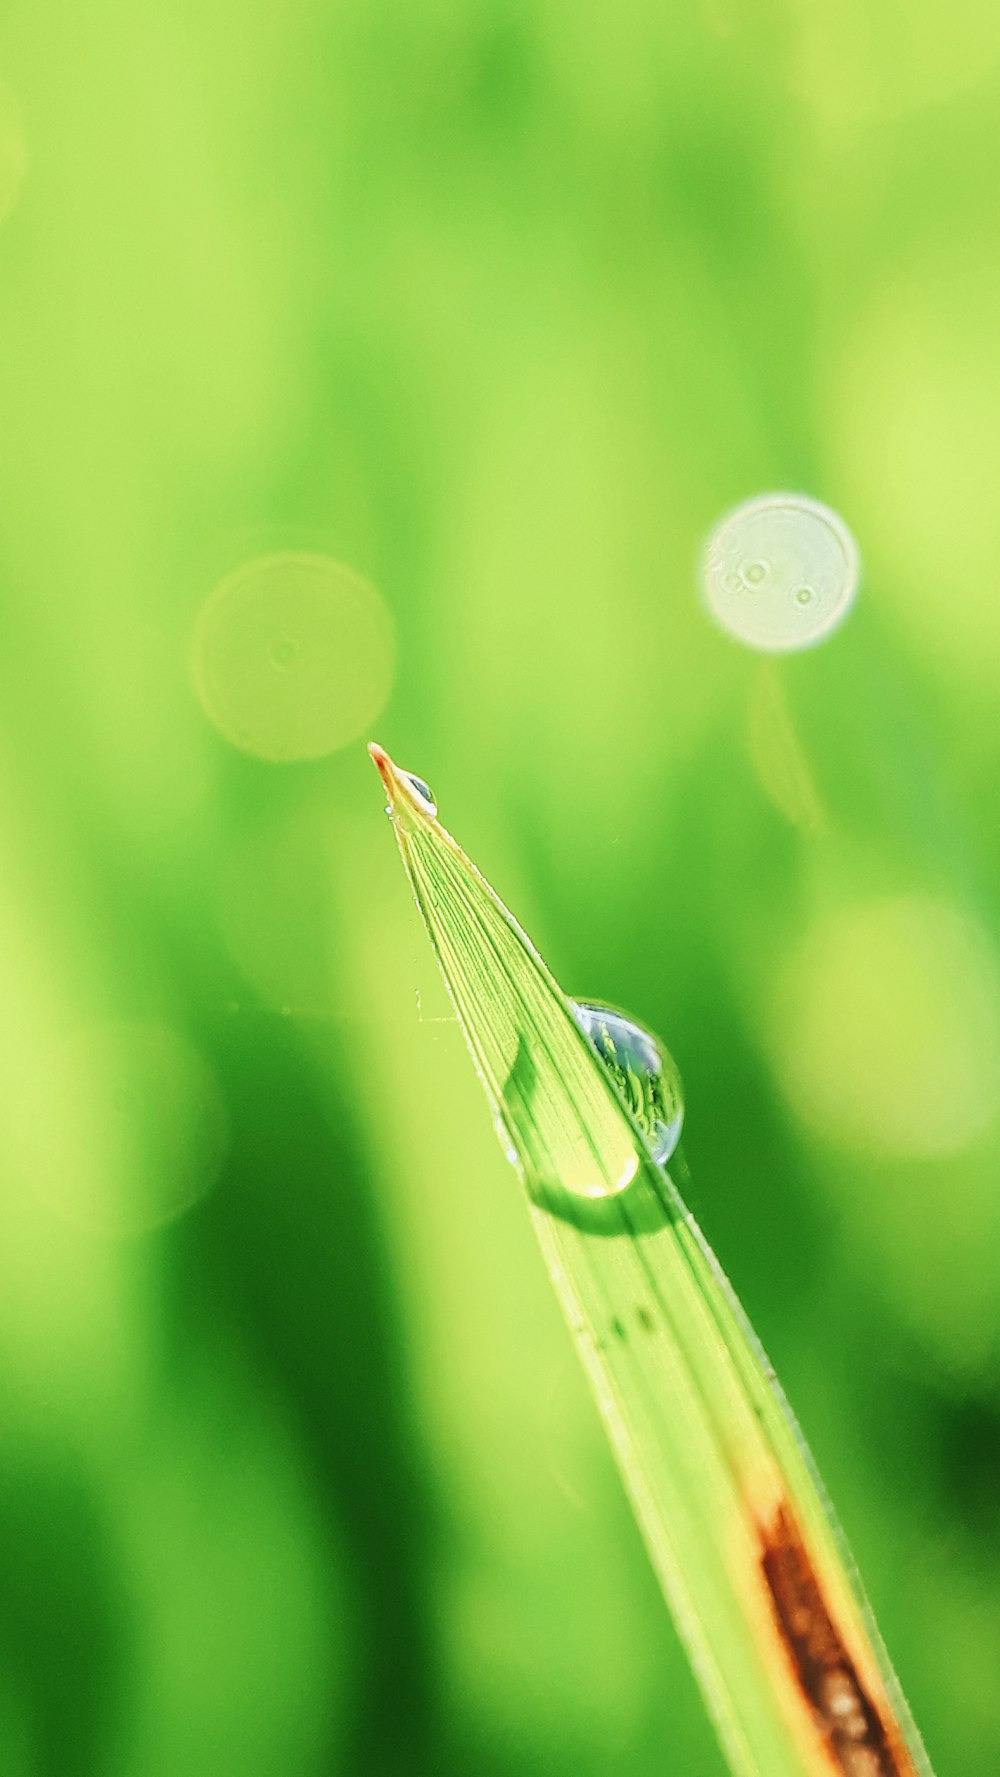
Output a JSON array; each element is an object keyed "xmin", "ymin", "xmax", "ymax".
[{"xmin": 0, "ymin": 2, "xmax": 998, "ymax": 1772}]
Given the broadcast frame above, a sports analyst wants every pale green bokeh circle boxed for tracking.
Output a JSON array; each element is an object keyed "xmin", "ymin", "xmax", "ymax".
[
  {"xmin": 32, "ymin": 1021, "xmax": 229, "ymax": 1237},
  {"xmin": 0, "ymin": 87, "xmax": 27, "ymax": 227},
  {"xmin": 788, "ymin": 0, "xmax": 1000, "ymax": 125},
  {"xmin": 830, "ymin": 248, "xmax": 1000, "ymax": 695},
  {"xmin": 770, "ymin": 897, "xmax": 1000, "ymax": 1160},
  {"xmin": 193, "ymin": 553, "xmax": 395, "ymax": 761}
]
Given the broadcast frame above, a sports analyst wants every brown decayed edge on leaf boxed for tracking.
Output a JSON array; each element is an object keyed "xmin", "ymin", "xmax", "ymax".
[{"xmin": 758, "ymin": 1504, "xmax": 919, "ymax": 1777}]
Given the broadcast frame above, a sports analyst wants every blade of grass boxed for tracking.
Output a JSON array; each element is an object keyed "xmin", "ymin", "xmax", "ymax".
[{"xmin": 369, "ymin": 742, "xmax": 934, "ymax": 1777}]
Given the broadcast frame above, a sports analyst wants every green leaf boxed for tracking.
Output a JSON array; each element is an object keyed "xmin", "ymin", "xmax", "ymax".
[{"xmin": 369, "ymin": 743, "xmax": 934, "ymax": 1777}]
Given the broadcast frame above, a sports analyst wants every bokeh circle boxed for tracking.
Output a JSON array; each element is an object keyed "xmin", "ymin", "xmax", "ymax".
[
  {"xmin": 702, "ymin": 493, "xmax": 859, "ymax": 653},
  {"xmin": 193, "ymin": 553, "xmax": 395, "ymax": 761}
]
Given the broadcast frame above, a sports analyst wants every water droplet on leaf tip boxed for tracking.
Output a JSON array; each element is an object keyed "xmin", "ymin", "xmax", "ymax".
[{"xmin": 401, "ymin": 771, "xmax": 437, "ymax": 814}]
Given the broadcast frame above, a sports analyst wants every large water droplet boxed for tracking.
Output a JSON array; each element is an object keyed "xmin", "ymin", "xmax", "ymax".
[
  {"xmin": 573, "ymin": 1002, "xmax": 684, "ymax": 1164},
  {"xmin": 701, "ymin": 493, "xmax": 859, "ymax": 653}
]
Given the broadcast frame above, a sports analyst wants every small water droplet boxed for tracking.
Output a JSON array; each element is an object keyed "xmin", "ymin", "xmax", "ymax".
[
  {"xmin": 494, "ymin": 1115, "xmax": 519, "ymax": 1169},
  {"xmin": 794, "ymin": 586, "xmax": 814, "ymax": 606},
  {"xmin": 743, "ymin": 560, "xmax": 768, "ymax": 585},
  {"xmin": 400, "ymin": 770, "xmax": 437, "ymax": 815},
  {"xmin": 573, "ymin": 1001, "xmax": 684, "ymax": 1164}
]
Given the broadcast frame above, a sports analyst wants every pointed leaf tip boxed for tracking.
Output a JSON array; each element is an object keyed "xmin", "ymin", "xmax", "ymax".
[{"xmin": 368, "ymin": 740, "xmax": 395, "ymax": 799}]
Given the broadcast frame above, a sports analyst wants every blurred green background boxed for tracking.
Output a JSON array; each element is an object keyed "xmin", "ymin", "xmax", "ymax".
[{"xmin": 0, "ymin": 2, "xmax": 999, "ymax": 1772}]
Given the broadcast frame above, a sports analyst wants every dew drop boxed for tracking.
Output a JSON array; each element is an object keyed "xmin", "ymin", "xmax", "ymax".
[
  {"xmin": 701, "ymin": 493, "xmax": 859, "ymax": 653},
  {"xmin": 573, "ymin": 1001, "xmax": 684, "ymax": 1164},
  {"xmin": 401, "ymin": 771, "xmax": 437, "ymax": 816}
]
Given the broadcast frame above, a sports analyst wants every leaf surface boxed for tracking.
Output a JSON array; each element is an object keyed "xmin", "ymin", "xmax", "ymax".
[{"xmin": 370, "ymin": 743, "xmax": 934, "ymax": 1777}]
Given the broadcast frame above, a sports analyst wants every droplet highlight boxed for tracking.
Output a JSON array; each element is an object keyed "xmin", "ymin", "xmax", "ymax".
[
  {"xmin": 701, "ymin": 493, "xmax": 859, "ymax": 653},
  {"xmin": 573, "ymin": 1002, "xmax": 684, "ymax": 1165},
  {"xmin": 400, "ymin": 771, "xmax": 437, "ymax": 816}
]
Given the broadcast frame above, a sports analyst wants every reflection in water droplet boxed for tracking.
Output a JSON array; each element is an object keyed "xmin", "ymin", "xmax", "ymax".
[
  {"xmin": 400, "ymin": 771, "xmax": 437, "ymax": 816},
  {"xmin": 573, "ymin": 1002, "xmax": 684, "ymax": 1164},
  {"xmin": 701, "ymin": 493, "xmax": 859, "ymax": 653},
  {"xmin": 500, "ymin": 1028, "xmax": 643, "ymax": 1207},
  {"xmin": 192, "ymin": 553, "xmax": 395, "ymax": 761}
]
